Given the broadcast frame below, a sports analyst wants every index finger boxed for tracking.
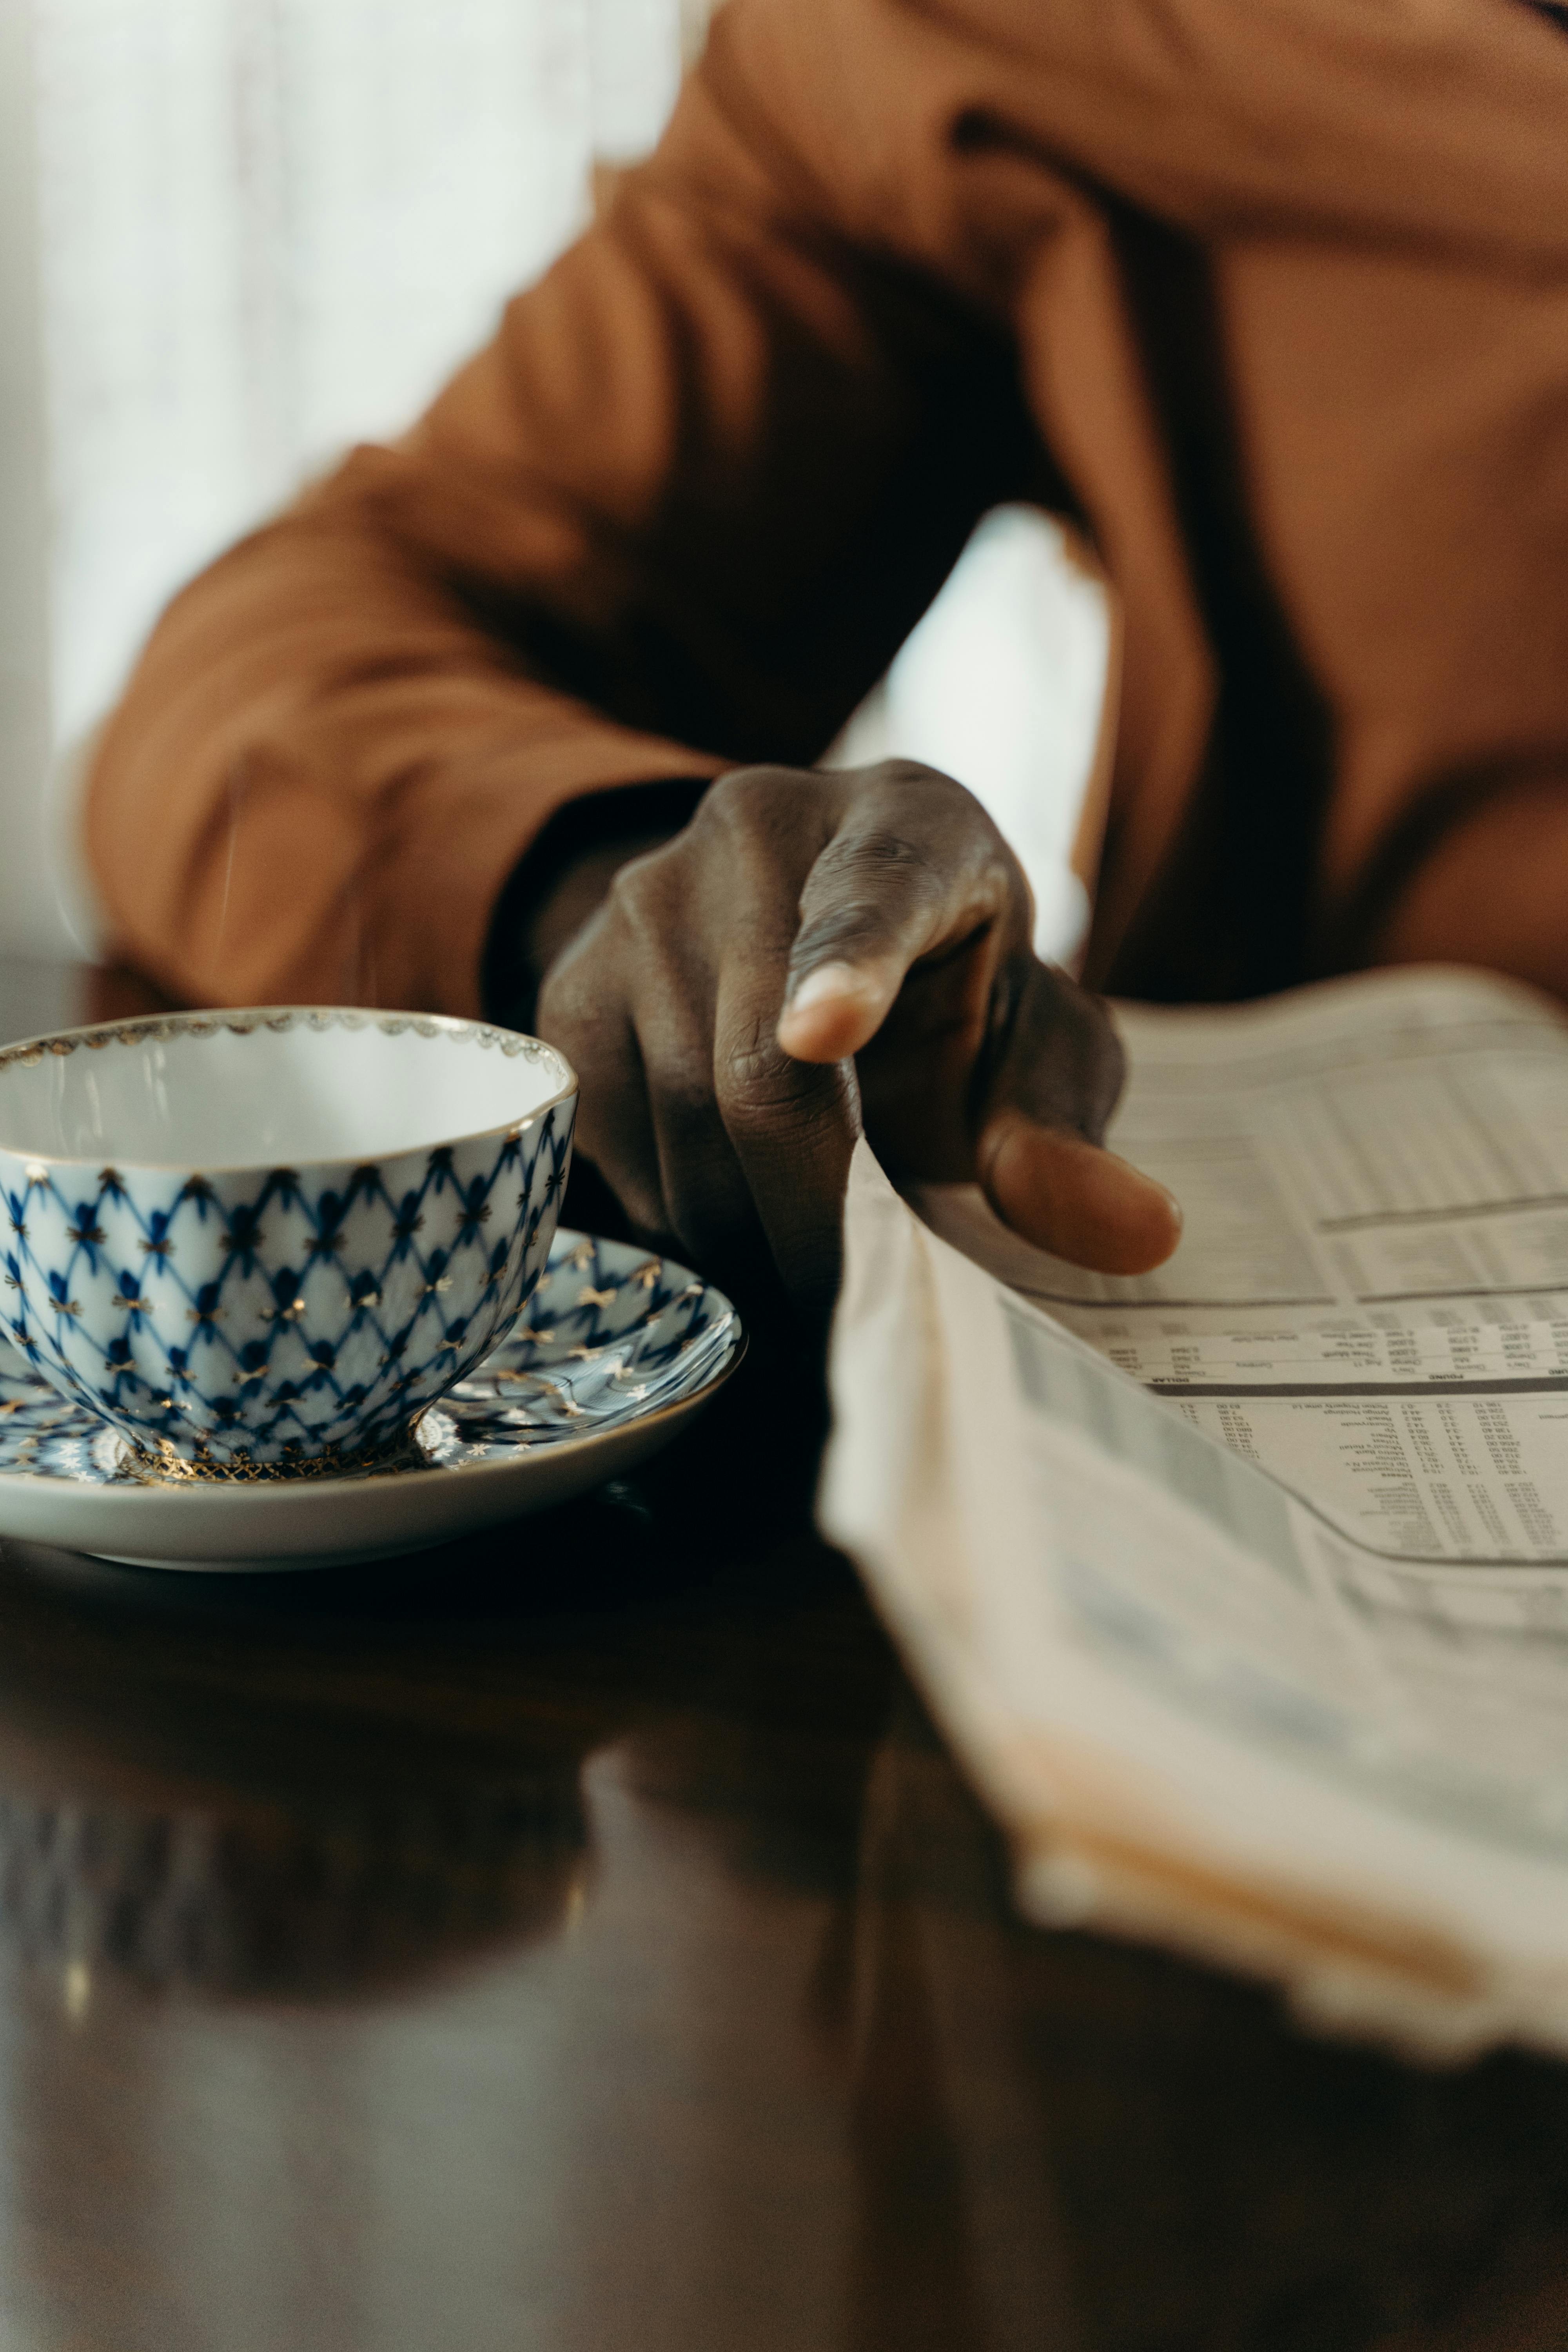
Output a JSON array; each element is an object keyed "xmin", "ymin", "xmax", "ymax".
[{"xmin": 775, "ymin": 769, "xmax": 1018, "ymax": 1064}]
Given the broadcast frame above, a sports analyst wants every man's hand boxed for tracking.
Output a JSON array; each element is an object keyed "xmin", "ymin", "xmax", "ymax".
[{"xmin": 532, "ymin": 762, "xmax": 1181, "ymax": 1310}]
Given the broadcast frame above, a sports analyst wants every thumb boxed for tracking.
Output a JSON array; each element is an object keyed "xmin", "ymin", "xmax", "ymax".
[{"xmin": 978, "ymin": 1109, "xmax": 1181, "ymax": 1275}]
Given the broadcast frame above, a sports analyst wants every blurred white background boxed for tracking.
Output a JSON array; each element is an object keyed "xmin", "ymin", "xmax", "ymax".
[{"xmin": 0, "ymin": 0, "xmax": 1106, "ymax": 968}]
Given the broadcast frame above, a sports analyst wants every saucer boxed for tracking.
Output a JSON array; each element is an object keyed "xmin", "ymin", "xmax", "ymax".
[{"xmin": 0, "ymin": 1231, "xmax": 743, "ymax": 1570}]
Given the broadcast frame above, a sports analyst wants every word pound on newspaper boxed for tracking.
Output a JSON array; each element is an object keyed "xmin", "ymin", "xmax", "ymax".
[{"xmin": 820, "ymin": 967, "xmax": 1568, "ymax": 2057}]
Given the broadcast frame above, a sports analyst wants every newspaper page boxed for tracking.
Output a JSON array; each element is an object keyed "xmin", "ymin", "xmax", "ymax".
[{"xmin": 820, "ymin": 971, "xmax": 1568, "ymax": 2058}]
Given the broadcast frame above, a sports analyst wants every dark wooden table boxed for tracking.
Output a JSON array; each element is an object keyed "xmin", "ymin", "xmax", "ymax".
[{"xmin": 1, "ymin": 961, "xmax": 1567, "ymax": 2352}]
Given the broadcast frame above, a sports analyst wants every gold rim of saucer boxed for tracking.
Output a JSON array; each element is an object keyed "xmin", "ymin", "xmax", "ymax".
[{"xmin": 118, "ymin": 1427, "xmax": 430, "ymax": 1486}]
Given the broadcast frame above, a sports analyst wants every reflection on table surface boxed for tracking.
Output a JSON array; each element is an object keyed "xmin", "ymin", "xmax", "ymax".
[{"xmin": 0, "ymin": 963, "xmax": 1566, "ymax": 2352}]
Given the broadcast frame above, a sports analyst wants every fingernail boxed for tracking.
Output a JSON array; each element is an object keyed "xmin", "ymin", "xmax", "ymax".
[{"xmin": 786, "ymin": 962, "xmax": 868, "ymax": 1014}]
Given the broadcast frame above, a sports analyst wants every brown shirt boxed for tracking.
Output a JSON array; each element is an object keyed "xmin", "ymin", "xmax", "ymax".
[{"xmin": 85, "ymin": 0, "xmax": 1568, "ymax": 1016}]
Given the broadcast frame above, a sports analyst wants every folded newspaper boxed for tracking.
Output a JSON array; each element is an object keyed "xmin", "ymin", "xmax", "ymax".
[{"xmin": 820, "ymin": 966, "xmax": 1568, "ymax": 2059}]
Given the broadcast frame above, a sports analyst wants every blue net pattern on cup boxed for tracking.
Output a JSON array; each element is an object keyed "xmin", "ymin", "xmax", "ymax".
[
  {"xmin": 0, "ymin": 1108, "xmax": 573, "ymax": 1470},
  {"xmin": 0, "ymin": 1231, "xmax": 741, "ymax": 1485}
]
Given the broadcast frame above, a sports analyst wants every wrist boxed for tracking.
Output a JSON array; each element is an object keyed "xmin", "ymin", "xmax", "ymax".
[{"xmin": 482, "ymin": 777, "xmax": 711, "ymax": 1031}]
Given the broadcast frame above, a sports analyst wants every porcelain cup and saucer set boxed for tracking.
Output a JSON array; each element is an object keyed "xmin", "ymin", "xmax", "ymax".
[{"xmin": 0, "ymin": 1006, "xmax": 743, "ymax": 1570}]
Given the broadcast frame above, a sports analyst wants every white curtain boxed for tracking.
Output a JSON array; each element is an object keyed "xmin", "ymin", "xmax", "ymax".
[
  {"xmin": 4, "ymin": 0, "xmax": 1103, "ymax": 966},
  {"xmin": 31, "ymin": 0, "xmax": 684, "ymax": 755}
]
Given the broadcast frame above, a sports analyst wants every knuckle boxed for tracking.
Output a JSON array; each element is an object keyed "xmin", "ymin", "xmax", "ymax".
[
  {"xmin": 857, "ymin": 757, "xmax": 963, "ymax": 795},
  {"xmin": 855, "ymin": 763, "xmax": 1020, "ymax": 879},
  {"xmin": 700, "ymin": 764, "xmax": 827, "ymax": 853},
  {"xmin": 816, "ymin": 825, "xmax": 936, "ymax": 885},
  {"xmin": 604, "ymin": 859, "xmax": 703, "ymax": 991},
  {"xmin": 700, "ymin": 766, "xmax": 787, "ymax": 831},
  {"xmin": 862, "ymin": 760, "xmax": 991, "ymax": 838},
  {"xmin": 720, "ymin": 1036, "xmax": 792, "ymax": 1108},
  {"xmin": 604, "ymin": 842, "xmax": 675, "ymax": 931},
  {"xmin": 800, "ymin": 826, "xmax": 938, "ymax": 925},
  {"xmin": 718, "ymin": 1028, "xmax": 826, "ymax": 1127}
]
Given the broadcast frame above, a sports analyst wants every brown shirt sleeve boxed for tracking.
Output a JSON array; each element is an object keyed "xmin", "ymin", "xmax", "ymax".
[
  {"xmin": 92, "ymin": 0, "xmax": 1568, "ymax": 1015},
  {"xmin": 84, "ymin": 42, "xmax": 1035, "ymax": 1017}
]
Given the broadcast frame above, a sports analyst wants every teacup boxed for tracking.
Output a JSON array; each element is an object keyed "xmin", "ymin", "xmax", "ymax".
[{"xmin": 0, "ymin": 1007, "xmax": 576, "ymax": 1477}]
